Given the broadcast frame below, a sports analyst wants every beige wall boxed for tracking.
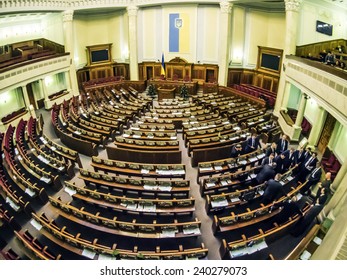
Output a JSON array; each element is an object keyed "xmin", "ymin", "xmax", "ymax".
[
  {"xmin": 44, "ymin": 13, "xmax": 64, "ymax": 45},
  {"xmin": 161, "ymin": 5, "xmax": 198, "ymax": 62},
  {"xmin": 0, "ymin": 89, "xmax": 25, "ymax": 119},
  {"xmin": 73, "ymin": 11, "xmax": 128, "ymax": 68},
  {"xmin": 230, "ymin": 6, "xmax": 245, "ymax": 66},
  {"xmin": 298, "ymin": 1, "xmax": 347, "ymax": 46},
  {"xmin": 244, "ymin": 10, "xmax": 286, "ymax": 67}
]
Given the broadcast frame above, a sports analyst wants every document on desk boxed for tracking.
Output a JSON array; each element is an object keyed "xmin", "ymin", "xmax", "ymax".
[
  {"xmin": 98, "ymin": 254, "xmax": 116, "ymax": 260},
  {"xmin": 25, "ymin": 188, "xmax": 36, "ymax": 197},
  {"xmin": 211, "ymin": 199, "xmax": 229, "ymax": 208},
  {"xmin": 64, "ymin": 186, "xmax": 77, "ymax": 196},
  {"xmin": 141, "ymin": 169, "xmax": 150, "ymax": 174},
  {"xmin": 205, "ymin": 182, "xmax": 216, "ymax": 189},
  {"xmin": 199, "ymin": 167, "xmax": 213, "ymax": 172},
  {"xmin": 247, "ymin": 240, "xmax": 268, "ymax": 254},
  {"xmin": 160, "ymin": 229, "xmax": 176, "ymax": 238},
  {"xmin": 229, "ymin": 247, "xmax": 248, "ymax": 259},
  {"xmin": 313, "ymin": 236, "xmax": 322, "ymax": 245},
  {"xmin": 183, "ymin": 227, "xmax": 201, "ymax": 235},
  {"xmin": 82, "ymin": 248, "xmax": 96, "ymax": 259},
  {"xmin": 158, "ymin": 186, "xmax": 172, "ymax": 192},
  {"xmin": 30, "ymin": 219, "xmax": 43, "ymax": 231},
  {"xmin": 249, "ymin": 157, "xmax": 258, "ymax": 162},
  {"xmin": 300, "ymin": 250, "xmax": 312, "ymax": 260}
]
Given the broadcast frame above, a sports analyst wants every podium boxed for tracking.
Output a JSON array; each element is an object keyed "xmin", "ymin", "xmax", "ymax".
[{"xmin": 158, "ymin": 87, "xmax": 176, "ymax": 101}]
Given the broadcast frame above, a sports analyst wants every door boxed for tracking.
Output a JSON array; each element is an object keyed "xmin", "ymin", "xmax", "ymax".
[
  {"xmin": 26, "ymin": 84, "xmax": 37, "ymax": 110},
  {"xmin": 146, "ymin": 66, "xmax": 153, "ymax": 80},
  {"xmin": 317, "ymin": 113, "xmax": 336, "ymax": 153}
]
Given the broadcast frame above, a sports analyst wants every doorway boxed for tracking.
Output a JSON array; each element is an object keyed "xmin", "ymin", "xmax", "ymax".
[{"xmin": 317, "ymin": 113, "xmax": 336, "ymax": 153}]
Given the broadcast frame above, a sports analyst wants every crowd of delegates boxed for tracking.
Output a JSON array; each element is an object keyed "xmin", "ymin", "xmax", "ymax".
[{"xmin": 236, "ymin": 133, "xmax": 332, "ymax": 212}]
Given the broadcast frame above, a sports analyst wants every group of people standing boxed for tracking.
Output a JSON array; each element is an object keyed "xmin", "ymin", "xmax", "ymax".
[{"xmin": 232, "ymin": 133, "xmax": 332, "ymax": 208}]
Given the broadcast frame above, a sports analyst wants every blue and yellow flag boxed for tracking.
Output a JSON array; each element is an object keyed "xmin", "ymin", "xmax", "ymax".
[
  {"xmin": 169, "ymin": 13, "xmax": 190, "ymax": 53},
  {"xmin": 161, "ymin": 53, "xmax": 165, "ymax": 76}
]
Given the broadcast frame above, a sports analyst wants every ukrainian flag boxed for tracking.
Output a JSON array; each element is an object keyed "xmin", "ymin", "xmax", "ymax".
[
  {"xmin": 161, "ymin": 53, "xmax": 165, "ymax": 76},
  {"xmin": 169, "ymin": 13, "xmax": 190, "ymax": 53}
]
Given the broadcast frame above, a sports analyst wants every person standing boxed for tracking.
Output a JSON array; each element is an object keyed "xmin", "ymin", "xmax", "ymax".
[
  {"xmin": 276, "ymin": 134, "xmax": 289, "ymax": 155},
  {"xmin": 297, "ymin": 152, "xmax": 318, "ymax": 183},
  {"xmin": 245, "ymin": 134, "xmax": 261, "ymax": 153},
  {"xmin": 265, "ymin": 142, "xmax": 277, "ymax": 157},
  {"xmin": 262, "ymin": 173, "xmax": 285, "ymax": 205},
  {"xmin": 300, "ymin": 161, "xmax": 322, "ymax": 195}
]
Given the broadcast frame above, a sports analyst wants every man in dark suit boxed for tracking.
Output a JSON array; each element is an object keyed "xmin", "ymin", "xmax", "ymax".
[
  {"xmin": 276, "ymin": 134, "xmax": 289, "ymax": 155},
  {"xmin": 245, "ymin": 134, "xmax": 261, "ymax": 153},
  {"xmin": 300, "ymin": 161, "xmax": 322, "ymax": 195},
  {"xmin": 255, "ymin": 163, "xmax": 276, "ymax": 185},
  {"xmin": 262, "ymin": 173, "xmax": 285, "ymax": 205},
  {"xmin": 265, "ymin": 142, "xmax": 277, "ymax": 157},
  {"xmin": 261, "ymin": 153, "xmax": 275, "ymax": 166},
  {"xmin": 231, "ymin": 144, "xmax": 244, "ymax": 158},
  {"xmin": 272, "ymin": 196, "xmax": 303, "ymax": 225},
  {"xmin": 297, "ymin": 152, "xmax": 318, "ymax": 183},
  {"xmin": 274, "ymin": 153, "xmax": 288, "ymax": 174},
  {"xmin": 294, "ymin": 147, "xmax": 305, "ymax": 166},
  {"xmin": 283, "ymin": 147, "xmax": 297, "ymax": 169},
  {"xmin": 291, "ymin": 204, "xmax": 323, "ymax": 237},
  {"xmin": 303, "ymin": 147, "xmax": 312, "ymax": 162}
]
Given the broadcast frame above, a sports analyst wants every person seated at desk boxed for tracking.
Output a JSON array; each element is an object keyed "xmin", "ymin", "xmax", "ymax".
[
  {"xmin": 245, "ymin": 133, "xmax": 261, "ymax": 153},
  {"xmin": 261, "ymin": 173, "xmax": 285, "ymax": 205},
  {"xmin": 319, "ymin": 50, "xmax": 327, "ymax": 63},
  {"xmin": 325, "ymin": 51, "xmax": 335, "ymax": 65},
  {"xmin": 231, "ymin": 144, "xmax": 244, "ymax": 158}
]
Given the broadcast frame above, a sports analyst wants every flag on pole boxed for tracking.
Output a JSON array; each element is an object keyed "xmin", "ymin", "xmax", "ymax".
[{"xmin": 161, "ymin": 53, "xmax": 165, "ymax": 76}]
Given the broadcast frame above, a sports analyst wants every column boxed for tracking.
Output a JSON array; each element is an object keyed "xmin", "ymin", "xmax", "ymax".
[
  {"xmin": 63, "ymin": 10, "xmax": 79, "ymax": 96},
  {"xmin": 291, "ymin": 92, "xmax": 307, "ymax": 140},
  {"xmin": 21, "ymin": 85, "xmax": 30, "ymax": 108},
  {"xmin": 274, "ymin": 0, "xmax": 302, "ymax": 115},
  {"xmin": 294, "ymin": 93, "xmax": 307, "ymax": 127},
  {"xmin": 40, "ymin": 79, "xmax": 49, "ymax": 100},
  {"xmin": 308, "ymin": 106, "xmax": 327, "ymax": 146},
  {"xmin": 22, "ymin": 85, "xmax": 36, "ymax": 118},
  {"xmin": 324, "ymin": 161, "xmax": 347, "ymax": 219},
  {"xmin": 280, "ymin": 81, "xmax": 291, "ymax": 111},
  {"xmin": 217, "ymin": 1, "xmax": 233, "ymax": 86},
  {"xmin": 127, "ymin": 5, "xmax": 139, "ymax": 81}
]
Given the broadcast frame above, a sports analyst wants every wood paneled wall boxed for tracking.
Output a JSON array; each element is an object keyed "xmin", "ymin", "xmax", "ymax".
[
  {"xmin": 76, "ymin": 63, "xmax": 129, "ymax": 85},
  {"xmin": 296, "ymin": 38, "xmax": 347, "ymax": 58},
  {"xmin": 227, "ymin": 68, "xmax": 279, "ymax": 93}
]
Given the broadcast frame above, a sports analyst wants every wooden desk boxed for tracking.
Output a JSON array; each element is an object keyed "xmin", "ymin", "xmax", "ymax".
[
  {"xmin": 158, "ymin": 87, "xmax": 175, "ymax": 101},
  {"xmin": 148, "ymin": 80, "xmax": 198, "ymax": 96}
]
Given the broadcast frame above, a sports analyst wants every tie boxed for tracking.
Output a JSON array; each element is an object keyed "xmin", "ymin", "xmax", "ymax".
[
  {"xmin": 252, "ymin": 138, "xmax": 255, "ymax": 147},
  {"xmin": 305, "ymin": 157, "xmax": 312, "ymax": 167},
  {"xmin": 282, "ymin": 140, "xmax": 285, "ymax": 150},
  {"xmin": 312, "ymin": 168, "xmax": 320, "ymax": 178}
]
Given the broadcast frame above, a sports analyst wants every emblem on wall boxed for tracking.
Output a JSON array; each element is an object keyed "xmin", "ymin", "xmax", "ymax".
[{"xmin": 175, "ymin": 18, "xmax": 183, "ymax": 28}]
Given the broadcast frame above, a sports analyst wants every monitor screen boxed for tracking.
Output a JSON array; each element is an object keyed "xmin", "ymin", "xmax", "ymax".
[
  {"xmin": 91, "ymin": 49, "xmax": 109, "ymax": 63},
  {"xmin": 260, "ymin": 53, "xmax": 281, "ymax": 71},
  {"xmin": 316, "ymin": 20, "xmax": 333, "ymax": 36}
]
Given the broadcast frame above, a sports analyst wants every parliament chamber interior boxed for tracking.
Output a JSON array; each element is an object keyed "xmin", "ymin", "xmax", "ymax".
[{"xmin": 0, "ymin": 0, "xmax": 347, "ymax": 261}]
